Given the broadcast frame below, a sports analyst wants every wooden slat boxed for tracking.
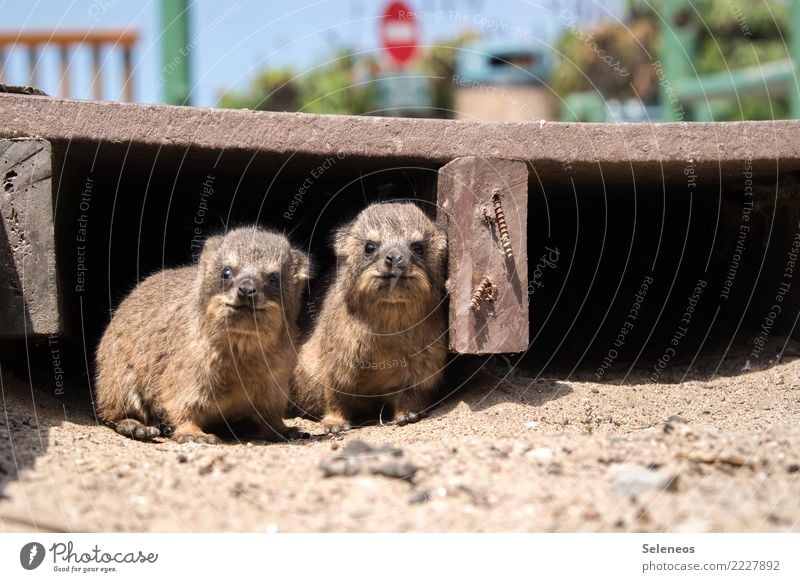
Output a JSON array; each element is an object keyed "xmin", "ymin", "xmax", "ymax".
[
  {"xmin": 0, "ymin": 30, "xmax": 139, "ymax": 47},
  {"xmin": 437, "ymin": 156, "xmax": 529, "ymax": 354}
]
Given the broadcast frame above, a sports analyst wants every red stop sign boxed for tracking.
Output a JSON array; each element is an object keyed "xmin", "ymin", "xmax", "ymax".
[{"xmin": 380, "ymin": 1, "xmax": 418, "ymax": 67}]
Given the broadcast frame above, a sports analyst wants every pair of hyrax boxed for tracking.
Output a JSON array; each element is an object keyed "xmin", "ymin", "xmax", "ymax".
[
  {"xmin": 291, "ymin": 202, "xmax": 448, "ymax": 432},
  {"xmin": 95, "ymin": 227, "xmax": 310, "ymax": 444}
]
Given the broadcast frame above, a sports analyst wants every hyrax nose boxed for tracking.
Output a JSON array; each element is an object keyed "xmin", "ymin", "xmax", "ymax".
[
  {"xmin": 237, "ymin": 279, "xmax": 258, "ymax": 299},
  {"xmin": 384, "ymin": 249, "xmax": 406, "ymax": 270}
]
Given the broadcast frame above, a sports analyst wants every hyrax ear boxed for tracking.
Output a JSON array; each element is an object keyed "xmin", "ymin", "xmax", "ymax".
[
  {"xmin": 431, "ymin": 224, "xmax": 448, "ymax": 253},
  {"xmin": 198, "ymin": 235, "xmax": 224, "ymax": 268},
  {"xmin": 290, "ymin": 248, "xmax": 311, "ymax": 284},
  {"xmin": 332, "ymin": 223, "xmax": 352, "ymax": 257}
]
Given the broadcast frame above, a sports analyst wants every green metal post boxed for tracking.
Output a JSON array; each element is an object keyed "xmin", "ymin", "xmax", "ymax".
[
  {"xmin": 790, "ymin": 0, "xmax": 800, "ymax": 118},
  {"xmin": 161, "ymin": 0, "xmax": 190, "ymax": 105},
  {"xmin": 659, "ymin": 0, "xmax": 698, "ymax": 121}
]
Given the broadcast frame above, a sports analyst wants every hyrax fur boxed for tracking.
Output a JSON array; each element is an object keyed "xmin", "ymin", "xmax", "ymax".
[
  {"xmin": 292, "ymin": 202, "xmax": 447, "ymax": 431},
  {"xmin": 95, "ymin": 227, "xmax": 310, "ymax": 444}
]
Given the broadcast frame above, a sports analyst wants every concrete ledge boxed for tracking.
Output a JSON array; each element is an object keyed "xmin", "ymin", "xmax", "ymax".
[{"xmin": 0, "ymin": 94, "xmax": 799, "ymax": 177}]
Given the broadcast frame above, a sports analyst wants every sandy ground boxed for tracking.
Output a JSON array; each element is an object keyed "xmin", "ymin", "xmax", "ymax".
[{"xmin": 1, "ymin": 342, "xmax": 799, "ymax": 533}]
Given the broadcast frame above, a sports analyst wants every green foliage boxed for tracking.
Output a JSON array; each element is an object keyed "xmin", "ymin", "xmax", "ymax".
[
  {"xmin": 218, "ymin": 69, "xmax": 298, "ymax": 111},
  {"xmin": 218, "ymin": 35, "xmax": 473, "ymax": 117},
  {"xmin": 217, "ymin": 52, "xmax": 376, "ymax": 114},
  {"xmin": 551, "ymin": 0, "xmax": 794, "ymax": 120},
  {"xmin": 551, "ymin": 16, "xmax": 660, "ymax": 102}
]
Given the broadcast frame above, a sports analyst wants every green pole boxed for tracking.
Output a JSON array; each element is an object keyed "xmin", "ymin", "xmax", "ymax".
[
  {"xmin": 659, "ymin": 0, "xmax": 697, "ymax": 121},
  {"xmin": 790, "ymin": 0, "xmax": 800, "ymax": 118},
  {"xmin": 161, "ymin": 0, "xmax": 190, "ymax": 105}
]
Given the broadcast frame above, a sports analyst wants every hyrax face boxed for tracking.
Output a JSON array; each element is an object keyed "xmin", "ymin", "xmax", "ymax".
[
  {"xmin": 334, "ymin": 203, "xmax": 446, "ymax": 311},
  {"xmin": 198, "ymin": 228, "xmax": 309, "ymax": 334}
]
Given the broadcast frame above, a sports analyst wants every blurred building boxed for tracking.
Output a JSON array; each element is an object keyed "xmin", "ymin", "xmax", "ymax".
[{"xmin": 453, "ymin": 41, "xmax": 553, "ymax": 121}]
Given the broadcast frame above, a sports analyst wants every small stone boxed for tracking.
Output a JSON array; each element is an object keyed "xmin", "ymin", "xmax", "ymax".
[
  {"xmin": 787, "ymin": 463, "xmax": 799, "ymax": 473},
  {"xmin": 369, "ymin": 459, "xmax": 418, "ymax": 480},
  {"xmin": 667, "ymin": 415, "xmax": 687, "ymax": 424},
  {"xmin": 319, "ymin": 440, "xmax": 414, "ymax": 480},
  {"xmin": 409, "ymin": 490, "xmax": 430, "ymax": 504},
  {"xmin": 177, "ymin": 454, "xmax": 189, "ymax": 463},
  {"xmin": 591, "ymin": 388, "xmax": 599, "ymax": 394},
  {"xmin": 527, "ymin": 447, "xmax": 553, "ymax": 462},
  {"xmin": 525, "ymin": 421, "xmax": 539, "ymax": 429},
  {"xmin": 610, "ymin": 463, "xmax": 679, "ymax": 498}
]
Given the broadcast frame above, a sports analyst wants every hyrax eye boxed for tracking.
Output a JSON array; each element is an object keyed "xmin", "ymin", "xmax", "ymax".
[
  {"xmin": 410, "ymin": 242, "xmax": 425, "ymax": 256},
  {"xmin": 364, "ymin": 241, "xmax": 377, "ymax": 256},
  {"xmin": 221, "ymin": 266, "xmax": 233, "ymax": 280},
  {"xmin": 267, "ymin": 273, "xmax": 280, "ymax": 286}
]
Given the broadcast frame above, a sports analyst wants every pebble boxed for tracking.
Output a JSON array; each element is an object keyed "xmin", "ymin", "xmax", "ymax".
[
  {"xmin": 319, "ymin": 440, "xmax": 418, "ymax": 481},
  {"xmin": 610, "ymin": 463, "xmax": 679, "ymax": 498},
  {"xmin": 408, "ymin": 490, "xmax": 431, "ymax": 504},
  {"xmin": 526, "ymin": 447, "xmax": 553, "ymax": 462}
]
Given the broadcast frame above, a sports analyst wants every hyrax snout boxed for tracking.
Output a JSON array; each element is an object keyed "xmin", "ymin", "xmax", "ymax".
[
  {"xmin": 291, "ymin": 202, "xmax": 448, "ymax": 431},
  {"xmin": 95, "ymin": 227, "xmax": 310, "ymax": 444}
]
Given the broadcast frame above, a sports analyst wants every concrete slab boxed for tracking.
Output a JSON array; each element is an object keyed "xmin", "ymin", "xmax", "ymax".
[
  {"xmin": 0, "ymin": 139, "xmax": 58, "ymax": 337},
  {"xmin": 0, "ymin": 94, "xmax": 799, "ymax": 180}
]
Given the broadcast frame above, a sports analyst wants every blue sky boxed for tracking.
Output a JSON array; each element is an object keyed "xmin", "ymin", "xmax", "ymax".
[{"xmin": 0, "ymin": 0, "xmax": 622, "ymax": 106}]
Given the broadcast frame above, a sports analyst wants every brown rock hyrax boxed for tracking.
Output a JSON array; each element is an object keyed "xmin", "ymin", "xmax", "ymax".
[
  {"xmin": 95, "ymin": 227, "xmax": 310, "ymax": 444},
  {"xmin": 292, "ymin": 202, "xmax": 447, "ymax": 431}
]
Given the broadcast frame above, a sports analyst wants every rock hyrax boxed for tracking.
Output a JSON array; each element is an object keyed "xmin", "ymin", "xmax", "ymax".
[
  {"xmin": 292, "ymin": 202, "xmax": 447, "ymax": 431},
  {"xmin": 95, "ymin": 227, "xmax": 310, "ymax": 444}
]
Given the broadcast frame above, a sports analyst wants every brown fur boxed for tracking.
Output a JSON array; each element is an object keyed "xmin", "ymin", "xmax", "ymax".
[
  {"xmin": 291, "ymin": 202, "xmax": 447, "ymax": 430},
  {"xmin": 95, "ymin": 227, "xmax": 310, "ymax": 443}
]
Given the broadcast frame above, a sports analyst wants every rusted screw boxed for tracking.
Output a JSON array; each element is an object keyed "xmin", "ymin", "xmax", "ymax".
[
  {"xmin": 492, "ymin": 191, "xmax": 514, "ymax": 259},
  {"xmin": 470, "ymin": 276, "xmax": 497, "ymax": 312}
]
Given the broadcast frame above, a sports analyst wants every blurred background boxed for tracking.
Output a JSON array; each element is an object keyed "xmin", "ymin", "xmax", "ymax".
[{"xmin": 0, "ymin": 0, "xmax": 797, "ymax": 121}]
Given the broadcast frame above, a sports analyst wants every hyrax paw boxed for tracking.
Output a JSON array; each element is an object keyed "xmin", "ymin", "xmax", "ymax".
[
  {"xmin": 321, "ymin": 414, "xmax": 351, "ymax": 435},
  {"xmin": 324, "ymin": 422, "xmax": 352, "ymax": 435},
  {"xmin": 173, "ymin": 433, "xmax": 221, "ymax": 445},
  {"xmin": 282, "ymin": 427, "xmax": 311, "ymax": 441},
  {"xmin": 115, "ymin": 419, "xmax": 161, "ymax": 441},
  {"xmin": 394, "ymin": 411, "xmax": 424, "ymax": 426}
]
